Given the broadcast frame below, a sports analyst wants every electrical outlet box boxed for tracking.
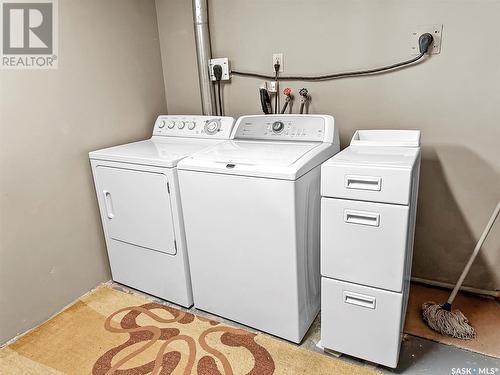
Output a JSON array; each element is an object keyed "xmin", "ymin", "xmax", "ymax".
[
  {"xmin": 410, "ymin": 24, "xmax": 443, "ymax": 55},
  {"xmin": 265, "ymin": 81, "xmax": 277, "ymax": 93},
  {"xmin": 209, "ymin": 57, "xmax": 230, "ymax": 81},
  {"xmin": 272, "ymin": 53, "xmax": 284, "ymax": 72}
]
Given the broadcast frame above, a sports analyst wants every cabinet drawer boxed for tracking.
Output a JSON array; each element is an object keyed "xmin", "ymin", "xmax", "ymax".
[
  {"xmin": 321, "ymin": 198, "xmax": 409, "ymax": 292},
  {"xmin": 321, "ymin": 163, "xmax": 412, "ymax": 205},
  {"xmin": 321, "ymin": 277, "xmax": 404, "ymax": 368}
]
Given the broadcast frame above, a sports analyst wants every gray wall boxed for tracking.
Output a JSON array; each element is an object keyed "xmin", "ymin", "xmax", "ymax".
[
  {"xmin": 156, "ymin": 0, "xmax": 500, "ymax": 290},
  {"xmin": 0, "ymin": 0, "xmax": 166, "ymax": 343}
]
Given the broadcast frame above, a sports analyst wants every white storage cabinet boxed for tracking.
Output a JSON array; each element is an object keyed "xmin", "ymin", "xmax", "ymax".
[{"xmin": 320, "ymin": 130, "xmax": 421, "ymax": 368}]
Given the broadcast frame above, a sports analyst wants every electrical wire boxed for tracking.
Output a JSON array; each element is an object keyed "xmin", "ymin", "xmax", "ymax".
[
  {"xmin": 219, "ymin": 80, "xmax": 225, "ymax": 115},
  {"xmin": 213, "ymin": 84, "xmax": 219, "ymax": 116},
  {"xmin": 232, "ymin": 53, "xmax": 426, "ymax": 81},
  {"xmin": 274, "ymin": 72, "xmax": 279, "ymax": 113},
  {"xmin": 216, "ymin": 80, "xmax": 223, "ymax": 116},
  {"xmin": 273, "ymin": 62, "xmax": 280, "ymax": 113}
]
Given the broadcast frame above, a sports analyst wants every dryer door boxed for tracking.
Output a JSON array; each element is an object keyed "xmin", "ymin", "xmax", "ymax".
[{"xmin": 95, "ymin": 165, "xmax": 177, "ymax": 255}]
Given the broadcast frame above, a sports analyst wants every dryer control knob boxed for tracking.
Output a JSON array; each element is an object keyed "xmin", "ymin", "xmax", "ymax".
[
  {"xmin": 177, "ymin": 121, "xmax": 186, "ymax": 129},
  {"xmin": 167, "ymin": 121, "xmax": 175, "ymax": 129},
  {"xmin": 272, "ymin": 121, "xmax": 285, "ymax": 133},
  {"xmin": 205, "ymin": 119, "xmax": 221, "ymax": 134}
]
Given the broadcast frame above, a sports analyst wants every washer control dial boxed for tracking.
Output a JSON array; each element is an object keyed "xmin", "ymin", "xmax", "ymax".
[
  {"xmin": 272, "ymin": 121, "xmax": 285, "ymax": 133},
  {"xmin": 204, "ymin": 119, "xmax": 221, "ymax": 134},
  {"xmin": 177, "ymin": 121, "xmax": 185, "ymax": 129},
  {"xmin": 158, "ymin": 120, "xmax": 166, "ymax": 129},
  {"xmin": 187, "ymin": 121, "xmax": 196, "ymax": 130},
  {"xmin": 167, "ymin": 121, "xmax": 175, "ymax": 129}
]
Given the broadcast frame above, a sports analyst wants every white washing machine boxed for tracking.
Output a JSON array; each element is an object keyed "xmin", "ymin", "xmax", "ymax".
[
  {"xmin": 320, "ymin": 130, "xmax": 421, "ymax": 367},
  {"xmin": 177, "ymin": 114, "xmax": 339, "ymax": 342},
  {"xmin": 89, "ymin": 115, "xmax": 235, "ymax": 307}
]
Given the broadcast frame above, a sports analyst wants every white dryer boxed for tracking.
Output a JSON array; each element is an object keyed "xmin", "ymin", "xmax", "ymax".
[
  {"xmin": 177, "ymin": 115, "xmax": 339, "ymax": 342},
  {"xmin": 89, "ymin": 115, "xmax": 235, "ymax": 307}
]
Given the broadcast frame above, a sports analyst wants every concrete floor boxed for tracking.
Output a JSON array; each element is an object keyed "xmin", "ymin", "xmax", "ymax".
[{"xmin": 113, "ymin": 283, "xmax": 500, "ymax": 375}]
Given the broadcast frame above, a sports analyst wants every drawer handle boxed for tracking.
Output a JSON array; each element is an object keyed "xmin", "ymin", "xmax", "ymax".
[
  {"xmin": 345, "ymin": 175, "xmax": 381, "ymax": 191},
  {"xmin": 344, "ymin": 209, "xmax": 380, "ymax": 227},
  {"xmin": 344, "ymin": 291, "xmax": 376, "ymax": 309}
]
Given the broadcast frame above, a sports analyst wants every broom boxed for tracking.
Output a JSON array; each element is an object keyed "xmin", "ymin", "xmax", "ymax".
[{"xmin": 422, "ymin": 200, "xmax": 500, "ymax": 339}]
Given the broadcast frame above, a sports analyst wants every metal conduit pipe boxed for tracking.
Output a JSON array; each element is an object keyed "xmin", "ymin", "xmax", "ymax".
[{"xmin": 192, "ymin": 0, "xmax": 216, "ymax": 115}]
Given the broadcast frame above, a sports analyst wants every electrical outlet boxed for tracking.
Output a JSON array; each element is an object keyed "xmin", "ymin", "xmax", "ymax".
[
  {"xmin": 272, "ymin": 53, "xmax": 284, "ymax": 72},
  {"xmin": 410, "ymin": 24, "xmax": 443, "ymax": 55},
  {"xmin": 209, "ymin": 57, "xmax": 230, "ymax": 81}
]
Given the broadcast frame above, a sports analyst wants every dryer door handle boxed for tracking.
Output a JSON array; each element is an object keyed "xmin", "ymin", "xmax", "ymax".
[{"xmin": 103, "ymin": 190, "xmax": 115, "ymax": 219}]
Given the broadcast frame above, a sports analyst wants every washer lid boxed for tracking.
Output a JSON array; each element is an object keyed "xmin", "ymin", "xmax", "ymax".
[
  {"xmin": 89, "ymin": 138, "xmax": 222, "ymax": 168},
  {"xmin": 178, "ymin": 140, "xmax": 338, "ymax": 180},
  {"xmin": 194, "ymin": 140, "xmax": 318, "ymax": 165}
]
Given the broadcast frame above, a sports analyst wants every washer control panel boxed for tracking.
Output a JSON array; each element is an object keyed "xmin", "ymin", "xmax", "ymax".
[
  {"xmin": 153, "ymin": 116, "xmax": 234, "ymax": 139},
  {"xmin": 234, "ymin": 115, "xmax": 333, "ymax": 142}
]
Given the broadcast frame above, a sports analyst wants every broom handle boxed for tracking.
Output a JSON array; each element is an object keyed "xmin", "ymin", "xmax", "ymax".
[{"xmin": 447, "ymin": 201, "xmax": 500, "ymax": 305}]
